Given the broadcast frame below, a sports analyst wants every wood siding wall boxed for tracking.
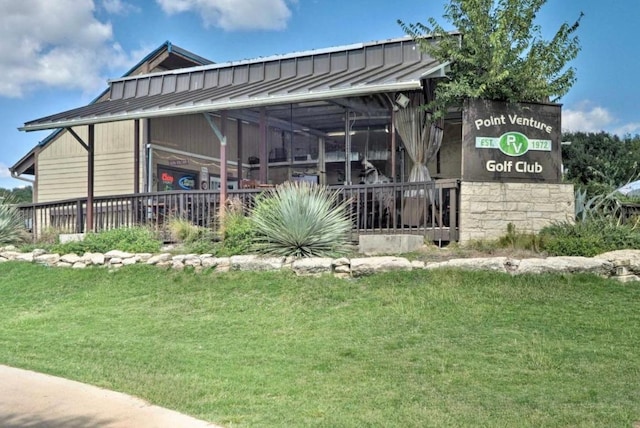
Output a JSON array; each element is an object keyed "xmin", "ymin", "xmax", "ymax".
[{"xmin": 37, "ymin": 122, "xmax": 137, "ymax": 202}]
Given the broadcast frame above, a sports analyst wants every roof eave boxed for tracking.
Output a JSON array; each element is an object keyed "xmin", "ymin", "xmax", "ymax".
[{"xmin": 20, "ymin": 80, "xmax": 423, "ymax": 132}]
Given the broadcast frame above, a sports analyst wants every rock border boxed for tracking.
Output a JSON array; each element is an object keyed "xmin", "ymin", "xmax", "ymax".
[{"xmin": 2, "ymin": 246, "xmax": 640, "ymax": 282}]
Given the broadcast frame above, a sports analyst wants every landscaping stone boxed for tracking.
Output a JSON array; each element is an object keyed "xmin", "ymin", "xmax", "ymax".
[
  {"xmin": 15, "ymin": 253, "xmax": 34, "ymax": 262},
  {"xmin": 1, "ymin": 251, "xmax": 21, "ymax": 260},
  {"xmin": 350, "ymin": 256, "xmax": 413, "ymax": 277},
  {"xmin": 82, "ymin": 253, "xmax": 105, "ymax": 266},
  {"xmin": 230, "ymin": 255, "xmax": 283, "ymax": 271},
  {"xmin": 3, "ymin": 246, "xmax": 640, "ymax": 282},
  {"xmin": 122, "ymin": 257, "xmax": 138, "ymax": 266},
  {"xmin": 34, "ymin": 254, "xmax": 61, "ymax": 266},
  {"xmin": 514, "ymin": 257, "xmax": 613, "ymax": 276},
  {"xmin": 60, "ymin": 254, "xmax": 81, "ymax": 264},
  {"xmin": 425, "ymin": 257, "xmax": 509, "ymax": 273},
  {"xmin": 184, "ymin": 257, "xmax": 202, "ymax": 268},
  {"xmin": 292, "ymin": 257, "xmax": 333, "ymax": 276},
  {"xmin": 146, "ymin": 253, "xmax": 172, "ymax": 265},
  {"xmin": 105, "ymin": 250, "xmax": 133, "ymax": 260},
  {"xmin": 595, "ymin": 249, "xmax": 640, "ymax": 273},
  {"xmin": 136, "ymin": 253, "xmax": 153, "ymax": 262},
  {"xmin": 411, "ymin": 260, "xmax": 425, "ymax": 270}
]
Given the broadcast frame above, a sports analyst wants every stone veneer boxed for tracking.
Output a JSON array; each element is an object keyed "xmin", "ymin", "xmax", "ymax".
[{"xmin": 459, "ymin": 181, "xmax": 574, "ymax": 243}]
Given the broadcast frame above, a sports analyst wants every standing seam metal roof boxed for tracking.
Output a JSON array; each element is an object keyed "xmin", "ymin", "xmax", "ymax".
[{"xmin": 21, "ymin": 37, "xmax": 440, "ymax": 132}]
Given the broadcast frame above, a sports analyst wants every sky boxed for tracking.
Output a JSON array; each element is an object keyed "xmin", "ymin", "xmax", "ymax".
[{"xmin": 0, "ymin": 0, "xmax": 638, "ymax": 189}]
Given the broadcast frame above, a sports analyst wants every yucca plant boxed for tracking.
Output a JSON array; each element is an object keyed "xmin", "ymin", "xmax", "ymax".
[
  {"xmin": 0, "ymin": 201, "xmax": 27, "ymax": 245},
  {"xmin": 250, "ymin": 182, "xmax": 353, "ymax": 257}
]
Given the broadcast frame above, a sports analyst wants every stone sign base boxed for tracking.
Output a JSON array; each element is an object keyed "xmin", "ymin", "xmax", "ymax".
[{"xmin": 459, "ymin": 181, "xmax": 574, "ymax": 243}]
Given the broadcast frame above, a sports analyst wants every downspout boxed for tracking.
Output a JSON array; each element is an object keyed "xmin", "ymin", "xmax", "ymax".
[{"xmin": 10, "ymin": 171, "xmax": 35, "ymax": 184}]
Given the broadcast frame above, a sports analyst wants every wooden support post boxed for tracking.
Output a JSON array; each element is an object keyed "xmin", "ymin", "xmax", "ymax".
[
  {"xmin": 259, "ymin": 107, "xmax": 268, "ymax": 184},
  {"xmin": 237, "ymin": 119, "xmax": 243, "ymax": 181},
  {"xmin": 391, "ymin": 108, "xmax": 396, "ymax": 182},
  {"xmin": 87, "ymin": 124, "xmax": 95, "ymax": 232},
  {"xmin": 220, "ymin": 112, "xmax": 228, "ymax": 218},
  {"xmin": 134, "ymin": 119, "xmax": 140, "ymax": 194}
]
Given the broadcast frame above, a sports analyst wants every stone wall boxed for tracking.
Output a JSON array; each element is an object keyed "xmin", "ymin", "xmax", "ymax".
[{"xmin": 459, "ymin": 181, "xmax": 574, "ymax": 243}]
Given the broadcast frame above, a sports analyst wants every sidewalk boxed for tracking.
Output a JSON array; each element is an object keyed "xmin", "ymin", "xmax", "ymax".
[{"xmin": 0, "ymin": 365, "xmax": 220, "ymax": 428}]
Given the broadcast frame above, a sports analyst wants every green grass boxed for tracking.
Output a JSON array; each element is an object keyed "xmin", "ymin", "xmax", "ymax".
[{"xmin": 1, "ymin": 263, "xmax": 639, "ymax": 427}]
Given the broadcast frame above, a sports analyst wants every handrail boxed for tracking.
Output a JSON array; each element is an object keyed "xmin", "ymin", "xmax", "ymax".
[{"xmin": 16, "ymin": 180, "xmax": 460, "ymax": 244}]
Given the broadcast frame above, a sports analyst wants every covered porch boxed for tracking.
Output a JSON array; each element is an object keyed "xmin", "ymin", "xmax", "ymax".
[{"xmin": 17, "ymin": 37, "xmax": 462, "ymax": 244}]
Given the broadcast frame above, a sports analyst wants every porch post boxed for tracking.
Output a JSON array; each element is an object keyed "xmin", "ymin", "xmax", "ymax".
[
  {"xmin": 203, "ymin": 112, "xmax": 229, "ymax": 219},
  {"xmin": 220, "ymin": 111, "xmax": 228, "ymax": 216},
  {"xmin": 237, "ymin": 119, "xmax": 243, "ymax": 181},
  {"xmin": 133, "ymin": 119, "xmax": 140, "ymax": 194},
  {"xmin": 87, "ymin": 124, "xmax": 95, "ymax": 232},
  {"xmin": 391, "ymin": 107, "xmax": 396, "ymax": 181},
  {"xmin": 259, "ymin": 107, "xmax": 268, "ymax": 184},
  {"xmin": 344, "ymin": 110, "xmax": 352, "ymax": 185}
]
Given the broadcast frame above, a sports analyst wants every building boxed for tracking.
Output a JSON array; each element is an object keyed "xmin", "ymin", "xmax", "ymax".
[{"xmin": 14, "ymin": 36, "xmax": 574, "ymax": 244}]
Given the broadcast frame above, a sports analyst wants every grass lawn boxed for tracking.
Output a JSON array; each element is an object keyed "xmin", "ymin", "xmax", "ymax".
[{"xmin": 1, "ymin": 262, "xmax": 639, "ymax": 427}]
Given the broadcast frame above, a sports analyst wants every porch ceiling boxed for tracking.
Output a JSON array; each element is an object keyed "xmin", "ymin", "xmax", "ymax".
[{"xmin": 20, "ymin": 37, "xmax": 442, "ymax": 134}]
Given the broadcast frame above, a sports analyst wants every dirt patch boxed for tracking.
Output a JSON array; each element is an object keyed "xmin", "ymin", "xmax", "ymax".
[{"xmin": 412, "ymin": 244, "xmax": 545, "ymax": 263}]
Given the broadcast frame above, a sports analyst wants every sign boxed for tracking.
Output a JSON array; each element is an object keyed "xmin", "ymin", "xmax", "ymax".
[
  {"xmin": 462, "ymin": 99, "xmax": 562, "ymax": 182},
  {"xmin": 157, "ymin": 165, "xmax": 198, "ymax": 191}
]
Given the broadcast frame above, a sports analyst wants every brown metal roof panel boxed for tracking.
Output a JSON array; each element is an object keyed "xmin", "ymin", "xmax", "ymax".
[
  {"xmin": 203, "ymin": 69, "xmax": 219, "ymax": 89},
  {"xmin": 149, "ymin": 75, "xmax": 164, "ymax": 96},
  {"xmin": 176, "ymin": 74, "xmax": 191, "ymax": 92},
  {"xmin": 189, "ymin": 71, "xmax": 205, "ymax": 91}
]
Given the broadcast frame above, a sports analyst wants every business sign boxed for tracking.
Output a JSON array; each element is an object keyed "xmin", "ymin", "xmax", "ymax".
[
  {"xmin": 462, "ymin": 99, "xmax": 562, "ymax": 182},
  {"xmin": 157, "ymin": 165, "xmax": 199, "ymax": 191}
]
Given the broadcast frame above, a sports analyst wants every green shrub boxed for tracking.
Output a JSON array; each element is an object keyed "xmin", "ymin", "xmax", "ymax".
[
  {"xmin": 52, "ymin": 226, "xmax": 161, "ymax": 255},
  {"xmin": 540, "ymin": 219, "xmax": 640, "ymax": 256},
  {"xmin": 497, "ymin": 223, "xmax": 543, "ymax": 252},
  {"xmin": 250, "ymin": 182, "xmax": 353, "ymax": 257},
  {"xmin": 0, "ymin": 202, "xmax": 27, "ymax": 245},
  {"xmin": 216, "ymin": 210, "xmax": 255, "ymax": 256},
  {"xmin": 166, "ymin": 216, "xmax": 205, "ymax": 243}
]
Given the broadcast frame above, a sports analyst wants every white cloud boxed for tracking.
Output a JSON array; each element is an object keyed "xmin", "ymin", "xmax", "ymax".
[
  {"xmin": 562, "ymin": 101, "xmax": 640, "ymax": 136},
  {"xmin": 101, "ymin": 0, "xmax": 139, "ymax": 14},
  {"xmin": 0, "ymin": 163, "xmax": 11, "ymax": 179},
  {"xmin": 562, "ymin": 102, "xmax": 614, "ymax": 133},
  {"xmin": 155, "ymin": 0, "xmax": 294, "ymax": 31},
  {"xmin": 0, "ymin": 0, "xmax": 137, "ymax": 98}
]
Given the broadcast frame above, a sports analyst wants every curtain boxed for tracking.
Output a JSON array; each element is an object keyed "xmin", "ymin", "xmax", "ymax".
[{"xmin": 394, "ymin": 106, "xmax": 443, "ymax": 183}]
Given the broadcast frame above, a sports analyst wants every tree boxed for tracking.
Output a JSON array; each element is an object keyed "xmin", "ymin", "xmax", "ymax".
[
  {"xmin": 561, "ymin": 132, "xmax": 640, "ymax": 196},
  {"xmin": 399, "ymin": 0, "xmax": 582, "ymax": 117},
  {"xmin": 0, "ymin": 186, "xmax": 33, "ymax": 204}
]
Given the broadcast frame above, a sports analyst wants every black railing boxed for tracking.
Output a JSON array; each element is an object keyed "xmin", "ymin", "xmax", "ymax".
[{"xmin": 17, "ymin": 179, "xmax": 459, "ymax": 244}]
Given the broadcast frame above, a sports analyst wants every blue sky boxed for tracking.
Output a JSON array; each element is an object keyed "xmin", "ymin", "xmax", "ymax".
[{"xmin": 1, "ymin": 0, "xmax": 638, "ymax": 189}]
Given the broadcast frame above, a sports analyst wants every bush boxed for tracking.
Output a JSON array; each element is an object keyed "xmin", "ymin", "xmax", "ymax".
[
  {"xmin": 52, "ymin": 226, "xmax": 161, "ymax": 255},
  {"xmin": 0, "ymin": 202, "xmax": 27, "ymax": 245},
  {"xmin": 497, "ymin": 223, "xmax": 543, "ymax": 252},
  {"xmin": 166, "ymin": 216, "xmax": 205, "ymax": 243},
  {"xmin": 540, "ymin": 219, "xmax": 640, "ymax": 256},
  {"xmin": 216, "ymin": 210, "xmax": 255, "ymax": 256},
  {"xmin": 250, "ymin": 182, "xmax": 353, "ymax": 257}
]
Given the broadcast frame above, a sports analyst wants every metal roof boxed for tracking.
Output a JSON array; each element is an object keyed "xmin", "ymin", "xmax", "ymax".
[{"xmin": 21, "ymin": 37, "xmax": 441, "ymax": 133}]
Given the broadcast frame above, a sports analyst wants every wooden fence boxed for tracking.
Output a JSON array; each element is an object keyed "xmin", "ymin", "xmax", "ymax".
[{"xmin": 17, "ymin": 179, "xmax": 460, "ymax": 244}]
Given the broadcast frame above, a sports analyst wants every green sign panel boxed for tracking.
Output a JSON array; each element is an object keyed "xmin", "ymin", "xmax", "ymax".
[{"xmin": 476, "ymin": 132, "xmax": 552, "ymax": 157}]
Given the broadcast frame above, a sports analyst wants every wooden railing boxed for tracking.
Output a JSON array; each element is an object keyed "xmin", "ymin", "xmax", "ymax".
[{"xmin": 17, "ymin": 179, "xmax": 460, "ymax": 244}]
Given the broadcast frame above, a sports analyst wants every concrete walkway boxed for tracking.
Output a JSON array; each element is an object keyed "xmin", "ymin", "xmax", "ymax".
[{"xmin": 0, "ymin": 365, "xmax": 220, "ymax": 427}]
